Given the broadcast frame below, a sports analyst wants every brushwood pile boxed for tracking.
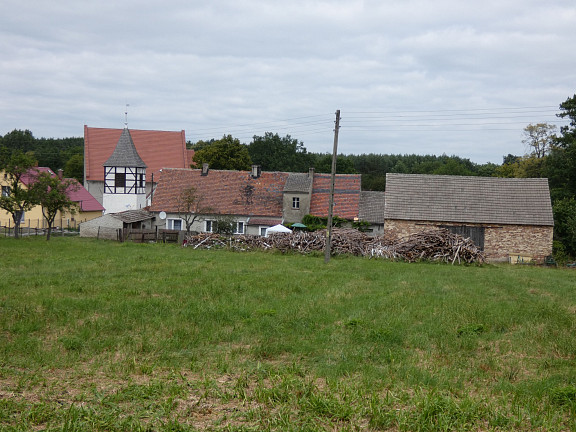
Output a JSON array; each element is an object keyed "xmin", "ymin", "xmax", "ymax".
[{"xmin": 183, "ymin": 228, "xmax": 485, "ymax": 264}]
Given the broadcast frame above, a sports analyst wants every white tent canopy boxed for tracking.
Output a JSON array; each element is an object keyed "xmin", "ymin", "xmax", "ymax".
[{"xmin": 266, "ymin": 224, "xmax": 292, "ymax": 236}]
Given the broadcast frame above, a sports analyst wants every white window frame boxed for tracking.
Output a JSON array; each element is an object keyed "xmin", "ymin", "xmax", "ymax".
[
  {"xmin": 260, "ymin": 227, "xmax": 268, "ymax": 237},
  {"xmin": 167, "ymin": 218, "xmax": 183, "ymax": 230},
  {"xmin": 292, "ymin": 196, "xmax": 300, "ymax": 209},
  {"xmin": 205, "ymin": 220, "xmax": 215, "ymax": 233},
  {"xmin": 234, "ymin": 221, "xmax": 245, "ymax": 234},
  {"xmin": 1, "ymin": 186, "xmax": 10, "ymax": 197}
]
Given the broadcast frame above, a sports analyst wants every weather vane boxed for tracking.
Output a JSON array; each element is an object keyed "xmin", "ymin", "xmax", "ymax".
[{"xmin": 124, "ymin": 103, "xmax": 130, "ymax": 128}]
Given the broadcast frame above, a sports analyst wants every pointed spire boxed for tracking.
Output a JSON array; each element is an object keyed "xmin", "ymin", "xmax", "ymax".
[{"xmin": 103, "ymin": 128, "xmax": 147, "ymax": 168}]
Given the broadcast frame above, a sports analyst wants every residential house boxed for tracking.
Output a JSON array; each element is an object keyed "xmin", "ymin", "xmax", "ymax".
[
  {"xmin": 0, "ymin": 167, "xmax": 103, "ymax": 229},
  {"xmin": 83, "ymin": 125, "xmax": 193, "ymax": 205},
  {"xmin": 383, "ymin": 173, "xmax": 554, "ymax": 262},
  {"xmin": 149, "ymin": 165, "xmax": 362, "ymax": 235}
]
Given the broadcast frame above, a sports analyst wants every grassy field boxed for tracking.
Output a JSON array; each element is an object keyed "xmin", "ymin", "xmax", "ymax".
[{"xmin": 0, "ymin": 236, "xmax": 575, "ymax": 431}]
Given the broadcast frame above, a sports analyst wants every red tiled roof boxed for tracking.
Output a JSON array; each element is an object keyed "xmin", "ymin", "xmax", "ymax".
[
  {"xmin": 65, "ymin": 178, "xmax": 105, "ymax": 212},
  {"xmin": 20, "ymin": 167, "xmax": 53, "ymax": 185},
  {"xmin": 84, "ymin": 126, "xmax": 188, "ymax": 182},
  {"xmin": 309, "ymin": 173, "xmax": 361, "ymax": 219},
  {"xmin": 19, "ymin": 167, "xmax": 103, "ymax": 212},
  {"xmin": 150, "ymin": 168, "xmax": 289, "ymax": 218}
]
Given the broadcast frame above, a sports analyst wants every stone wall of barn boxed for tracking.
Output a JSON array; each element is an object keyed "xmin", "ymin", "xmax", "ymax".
[
  {"xmin": 79, "ymin": 215, "xmax": 123, "ymax": 240},
  {"xmin": 384, "ymin": 219, "xmax": 553, "ymax": 263}
]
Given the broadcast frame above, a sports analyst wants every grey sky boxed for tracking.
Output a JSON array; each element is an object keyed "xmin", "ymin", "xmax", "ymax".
[{"xmin": 1, "ymin": 0, "xmax": 575, "ymax": 164}]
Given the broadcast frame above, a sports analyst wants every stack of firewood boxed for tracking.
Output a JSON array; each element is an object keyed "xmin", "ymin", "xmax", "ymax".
[{"xmin": 183, "ymin": 228, "xmax": 485, "ymax": 264}]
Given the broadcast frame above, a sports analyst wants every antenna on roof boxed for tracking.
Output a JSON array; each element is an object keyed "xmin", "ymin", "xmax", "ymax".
[{"xmin": 124, "ymin": 104, "xmax": 130, "ymax": 129}]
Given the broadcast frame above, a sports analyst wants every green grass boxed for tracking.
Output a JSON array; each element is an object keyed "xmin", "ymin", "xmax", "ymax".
[{"xmin": 0, "ymin": 236, "xmax": 575, "ymax": 431}]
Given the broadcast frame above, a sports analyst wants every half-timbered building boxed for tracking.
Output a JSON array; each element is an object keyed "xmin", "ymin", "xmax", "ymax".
[{"xmin": 102, "ymin": 128, "xmax": 147, "ymax": 214}]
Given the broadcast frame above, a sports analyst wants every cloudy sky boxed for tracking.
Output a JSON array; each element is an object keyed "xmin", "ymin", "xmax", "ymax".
[{"xmin": 1, "ymin": 0, "xmax": 575, "ymax": 164}]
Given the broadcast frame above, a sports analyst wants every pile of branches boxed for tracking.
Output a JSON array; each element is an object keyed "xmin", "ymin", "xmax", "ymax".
[
  {"xmin": 368, "ymin": 229, "xmax": 485, "ymax": 264},
  {"xmin": 183, "ymin": 228, "xmax": 485, "ymax": 264}
]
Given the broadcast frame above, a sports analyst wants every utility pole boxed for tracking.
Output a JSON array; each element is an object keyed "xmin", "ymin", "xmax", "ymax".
[{"xmin": 324, "ymin": 109, "xmax": 340, "ymax": 263}]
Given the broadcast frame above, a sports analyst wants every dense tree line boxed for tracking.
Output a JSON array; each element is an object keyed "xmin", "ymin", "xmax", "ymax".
[{"xmin": 0, "ymin": 129, "xmax": 84, "ymax": 182}]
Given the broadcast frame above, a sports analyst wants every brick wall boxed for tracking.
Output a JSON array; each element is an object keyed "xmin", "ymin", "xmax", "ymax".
[{"xmin": 385, "ymin": 219, "xmax": 553, "ymax": 263}]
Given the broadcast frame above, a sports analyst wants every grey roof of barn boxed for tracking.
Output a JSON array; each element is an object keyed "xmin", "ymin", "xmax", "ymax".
[
  {"xmin": 359, "ymin": 191, "xmax": 386, "ymax": 223},
  {"xmin": 110, "ymin": 209, "xmax": 153, "ymax": 223},
  {"xmin": 103, "ymin": 128, "xmax": 147, "ymax": 168},
  {"xmin": 384, "ymin": 173, "xmax": 554, "ymax": 226},
  {"xmin": 283, "ymin": 172, "xmax": 313, "ymax": 192}
]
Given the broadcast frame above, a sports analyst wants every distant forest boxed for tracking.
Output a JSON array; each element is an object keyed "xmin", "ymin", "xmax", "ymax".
[{"xmin": 0, "ymin": 129, "xmax": 501, "ymax": 192}]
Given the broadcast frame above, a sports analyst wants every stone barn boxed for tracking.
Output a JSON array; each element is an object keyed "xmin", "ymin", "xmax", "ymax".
[{"xmin": 383, "ymin": 173, "xmax": 554, "ymax": 263}]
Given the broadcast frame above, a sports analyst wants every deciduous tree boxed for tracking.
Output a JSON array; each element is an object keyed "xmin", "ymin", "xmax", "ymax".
[
  {"xmin": 0, "ymin": 151, "xmax": 39, "ymax": 238},
  {"xmin": 522, "ymin": 123, "xmax": 557, "ymax": 159},
  {"xmin": 248, "ymin": 133, "xmax": 311, "ymax": 172},
  {"xmin": 31, "ymin": 172, "xmax": 78, "ymax": 240},
  {"xmin": 192, "ymin": 135, "xmax": 252, "ymax": 171},
  {"xmin": 176, "ymin": 186, "xmax": 211, "ymax": 234}
]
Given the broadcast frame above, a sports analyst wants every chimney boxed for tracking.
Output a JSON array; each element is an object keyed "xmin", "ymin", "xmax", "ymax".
[
  {"xmin": 58, "ymin": 169, "xmax": 64, "ymax": 180},
  {"xmin": 201, "ymin": 163, "xmax": 209, "ymax": 176},
  {"xmin": 308, "ymin": 167, "xmax": 315, "ymax": 178},
  {"xmin": 251, "ymin": 165, "xmax": 261, "ymax": 179}
]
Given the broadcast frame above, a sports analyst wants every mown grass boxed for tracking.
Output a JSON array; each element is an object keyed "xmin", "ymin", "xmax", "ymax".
[{"xmin": 0, "ymin": 236, "xmax": 575, "ymax": 431}]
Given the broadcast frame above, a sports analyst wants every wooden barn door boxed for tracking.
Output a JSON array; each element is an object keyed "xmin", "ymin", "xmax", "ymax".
[{"xmin": 440, "ymin": 225, "xmax": 485, "ymax": 250}]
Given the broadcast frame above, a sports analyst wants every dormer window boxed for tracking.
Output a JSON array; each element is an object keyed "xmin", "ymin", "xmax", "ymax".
[{"xmin": 292, "ymin": 197, "xmax": 300, "ymax": 209}]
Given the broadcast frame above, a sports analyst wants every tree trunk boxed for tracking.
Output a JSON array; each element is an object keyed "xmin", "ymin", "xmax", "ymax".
[{"xmin": 13, "ymin": 212, "xmax": 22, "ymax": 239}]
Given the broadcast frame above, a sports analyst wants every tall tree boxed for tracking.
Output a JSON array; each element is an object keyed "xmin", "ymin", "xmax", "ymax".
[
  {"xmin": 192, "ymin": 135, "xmax": 252, "ymax": 171},
  {"xmin": 1, "ymin": 130, "xmax": 35, "ymax": 155},
  {"xmin": 64, "ymin": 154, "xmax": 84, "ymax": 182},
  {"xmin": 545, "ymin": 94, "xmax": 576, "ymax": 199},
  {"xmin": 31, "ymin": 173, "xmax": 78, "ymax": 240},
  {"xmin": 0, "ymin": 151, "xmax": 39, "ymax": 238},
  {"xmin": 248, "ymin": 133, "xmax": 311, "ymax": 172},
  {"xmin": 522, "ymin": 123, "xmax": 558, "ymax": 159}
]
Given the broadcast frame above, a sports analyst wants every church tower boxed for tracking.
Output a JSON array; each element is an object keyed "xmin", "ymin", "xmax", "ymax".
[{"xmin": 102, "ymin": 126, "xmax": 147, "ymax": 214}]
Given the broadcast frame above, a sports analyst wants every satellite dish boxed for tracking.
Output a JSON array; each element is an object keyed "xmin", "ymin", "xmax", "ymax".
[{"xmin": 159, "ymin": 211, "xmax": 166, "ymax": 220}]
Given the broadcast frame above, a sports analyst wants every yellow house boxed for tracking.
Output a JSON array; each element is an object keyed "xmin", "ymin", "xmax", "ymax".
[{"xmin": 1, "ymin": 167, "xmax": 104, "ymax": 230}]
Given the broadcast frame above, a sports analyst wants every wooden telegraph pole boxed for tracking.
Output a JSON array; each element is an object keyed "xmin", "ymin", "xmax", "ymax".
[{"xmin": 324, "ymin": 109, "xmax": 341, "ymax": 263}]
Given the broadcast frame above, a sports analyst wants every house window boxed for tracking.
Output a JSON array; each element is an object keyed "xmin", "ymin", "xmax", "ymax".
[
  {"xmin": 115, "ymin": 172, "xmax": 126, "ymax": 188},
  {"xmin": 234, "ymin": 221, "xmax": 245, "ymax": 234},
  {"xmin": 260, "ymin": 227, "xmax": 268, "ymax": 236},
  {"xmin": 205, "ymin": 220, "xmax": 215, "ymax": 233},
  {"xmin": 1, "ymin": 186, "xmax": 10, "ymax": 197},
  {"xmin": 138, "ymin": 173, "xmax": 145, "ymax": 188},
  {"xmin": 167, "ymin": 219, "xmax": 182, "ymax": 230},
  {"xmin": 292, "ymin": 197, "xmax": 300, "ymax": 209}
]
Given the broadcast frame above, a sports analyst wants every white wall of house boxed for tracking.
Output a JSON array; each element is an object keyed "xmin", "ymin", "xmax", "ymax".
[{"xmin": 153, "ymin": 212, "xmax": 271, "ymax": 235}]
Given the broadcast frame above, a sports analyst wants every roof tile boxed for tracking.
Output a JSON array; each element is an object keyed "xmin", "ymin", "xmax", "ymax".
[{"xmin": 384, "ymin": 173, "xmax": 554, "ymax": 226}]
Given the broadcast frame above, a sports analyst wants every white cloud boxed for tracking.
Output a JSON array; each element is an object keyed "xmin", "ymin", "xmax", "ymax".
[{"xmin": 0, "ymin": 0, "xmax": 574, "ymax": 163}]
